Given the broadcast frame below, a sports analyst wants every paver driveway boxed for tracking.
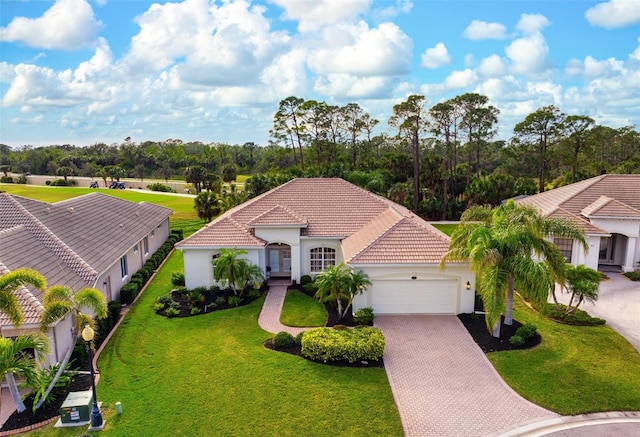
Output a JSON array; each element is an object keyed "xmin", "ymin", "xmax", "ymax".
[{"xmin": 376, "ymin": 315, "xmax": 557, "ymax": 437}]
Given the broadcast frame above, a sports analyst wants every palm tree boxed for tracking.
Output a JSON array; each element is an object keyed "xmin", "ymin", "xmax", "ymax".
[
  {"xmin": 213, "ymin": 248, "xmax": 255, "ymax": 296},
  {"xmin": 0, "ymin": 334, "xmax": 48, "ymax": 415},
  {"xmin": 39, "ymin": 286, "xmax": 108, "ymax": 334},
  {"xmin": 36, "ymin": 286, "xmax": 107, "ymax": 409},
  {"xmin": 313, "ymin": 263, "xmax": 369, "ymax": 319},
  {"xmin": 194, "ymin": 191, "xmax": 221, "ymax": 222},
  {"xmin": 562, "ymin": 264, "xmax": 601, "ymax": 314},
  {"xmin": 0, "ymin": 268, "xmax": 47, "ymax": 412},
  {"xmin": 441, "ymin": 200, "xmax": 587, "ymax": 337}
]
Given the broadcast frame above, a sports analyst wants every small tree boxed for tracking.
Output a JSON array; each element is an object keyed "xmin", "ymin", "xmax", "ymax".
[
  {"xmin": 314, "ymin": 263, "xmax": 370, "ymax": 319},
  {"xmin": 562, "ymin": 264, "xmax": 600, "ymax": 314},
  {"xmin": 213, "ymin": 248, "xmax": 263, "ymax": 297},
  {"xmin": 194, "ymin": 191, "xmax": 222, "ymax": 222}
]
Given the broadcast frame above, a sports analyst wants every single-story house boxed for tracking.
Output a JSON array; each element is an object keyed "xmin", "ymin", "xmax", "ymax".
[
  {"xmin": 516, "ymin": 174, "xmax": 640, "ymax": 273},
  {"xmin": 0, "ymin": 192, "xmax": 172, "ymax": 367},
  {"xmin": 176, "ymin": 178, "xmax": 475, "ymax": 315}
]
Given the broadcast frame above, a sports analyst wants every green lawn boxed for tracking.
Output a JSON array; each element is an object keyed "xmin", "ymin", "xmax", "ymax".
[
  {"xmin": 24, "ymin": 252, "xmax": 402, "ymax": 436},
  {"xmin": 431, "ymin": 223, "xmax": 457, "ymax": 236},
  {"xmin": 489, "ymin": 299, "xmax": 640, "ymax": 415},
  {"xmin": 280, "ymin": 289, "xmax": 327, "ymax": 327},
  {"xmin": 0, "ymin": 184, "xmax": 203, "ymax": 237}
]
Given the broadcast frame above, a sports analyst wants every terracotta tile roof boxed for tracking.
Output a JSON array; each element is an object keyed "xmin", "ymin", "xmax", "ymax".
[
  {"xmin": 518, "ymin": 175, "xmax": 640, "ymax": 216},
  {"xmin": 0, "ymin": 260, "xmax": 45, "ymax": 327},
  {"xmin": 581, "ymin": 196, "xmax": 640, "ymax": 218},
  {"xmin": 247, "ymin": 205, "xmax": 308, "ymax": 228},
  {"xmin": 178, "ymin": 216, "xmax": 266, "ymax": 247},
  {"xmin": 548, "ymin": 208, "xmax": 609, "ymax": 236},
  {"xmin": 178, "ymin": 178, "xmax": 452, "ymax": 263}
]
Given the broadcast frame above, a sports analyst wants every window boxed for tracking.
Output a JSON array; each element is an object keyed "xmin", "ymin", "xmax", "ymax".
[
  {"xmin": 554, "ymin": 238, "xmax": 573, "ymax": 263},
  {"xmin": 143, "ymin": 237, "xmax": 149, "ymax": 255},
  {"xmin": 310, "ymin": 247, "xmax": 336, "ymax": 272},
  {"xmin": 151, "ymin": 230, "xmax": 155, "ymax": 238},
  {"xmin": 212, "ymin": 254, "xmax": 220, "ymax": 276},
  {"xmin": 120, "ymin": 255, "xmax": 128, "ymax": 278},
  {"xmin": 133, "ymin": 245, "xmax": 138, "ymax": 253}
]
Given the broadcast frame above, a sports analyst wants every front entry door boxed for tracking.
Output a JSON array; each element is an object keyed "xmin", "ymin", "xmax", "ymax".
[
  {"xmin": 599, "ymin": 236, "xmax": 615, "ymax": 264},
  {"xmin": 268, "ymin": 246, "xmax": 291, "ymax": 277}
]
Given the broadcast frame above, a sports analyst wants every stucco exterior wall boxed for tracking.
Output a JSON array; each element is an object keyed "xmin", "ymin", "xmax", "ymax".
[
  {"xmin": 182, "ymin": 247, "xmax": 261, "ymax": 289},
  {"xmin": 300, "ymin": 238, "xmax": 343, "ymax": 279}
]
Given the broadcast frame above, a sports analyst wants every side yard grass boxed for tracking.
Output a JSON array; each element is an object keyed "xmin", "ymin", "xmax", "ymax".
[
  {"xmin": 23, "ymin": 251, "xmax": 402, "ymax": 436},
  {"xmin": 489, "ymin": 299, "xmax": 640, "ymax": 415},
  {"xmin": 280, "ymin": 289, "xmax": 326, "ymax": 327}
]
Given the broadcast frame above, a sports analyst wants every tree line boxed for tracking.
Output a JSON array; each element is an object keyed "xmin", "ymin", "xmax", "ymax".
[{"xmin": 1, "ymin": 93, "xmax": 638, "ymax": 220}]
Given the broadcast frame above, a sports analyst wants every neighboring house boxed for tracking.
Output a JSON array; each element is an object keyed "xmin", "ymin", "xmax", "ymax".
[
  {"xmin": 0, "ymin": 192, "xmax": 172, "ymax": 367},
  {"xmin": 516, "ymin": 174, "xmax": 640, "ymax": 273},
  {"xmin": 176, "ymin": 178, "xmax": 475, "ymax": 315}
]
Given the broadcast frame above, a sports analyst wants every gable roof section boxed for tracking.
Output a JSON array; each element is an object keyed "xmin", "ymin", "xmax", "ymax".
[
  {"xmin": 178, "ymin": 178, "xmax": 453, "ymax": 264},
  {"xmin": 581, "ymin": 196, "xmax": 640, "ymax": 219},
  {"xmin": 516, "ymin": 174, "xmax": 640, "ymax": 225},
  {"xmin": 247, "ymin": 205, "xmax": 308, "ymax": 228},
  {"xmin": 548, "ymin": 208, "xmax": 609, "ymax": 236}
]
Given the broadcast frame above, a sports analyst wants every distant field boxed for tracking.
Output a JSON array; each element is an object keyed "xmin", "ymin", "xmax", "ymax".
[
  {"xmin": 431, "ymin": 223, "xmax": 458, "ymax": 236},
  {"xmin": 0, "ymin": 184, "xmax": 203, "ymax": 236}
]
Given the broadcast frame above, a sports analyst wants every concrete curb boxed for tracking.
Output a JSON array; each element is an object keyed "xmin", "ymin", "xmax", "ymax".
[{"xmin": 494, "ymin": 411, "xmax": 640, "ymax": 436}]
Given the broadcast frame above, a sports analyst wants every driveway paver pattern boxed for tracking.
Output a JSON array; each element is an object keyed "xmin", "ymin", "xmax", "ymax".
[{"xmin": 376, "ymin": 315, "xmax": 557, "ymax": 437}]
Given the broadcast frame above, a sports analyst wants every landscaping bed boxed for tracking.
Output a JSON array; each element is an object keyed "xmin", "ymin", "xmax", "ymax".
[
  {"xmin": 458, "ymin": 313, "xmax": 541, "ymax": 353},
  {"xmin": 154, "ymin": 285, "xmax": 265, "ymax": 317},
  {"xmin": 0, "ymin": 363, "xmax": 92, "ymax": 432}
]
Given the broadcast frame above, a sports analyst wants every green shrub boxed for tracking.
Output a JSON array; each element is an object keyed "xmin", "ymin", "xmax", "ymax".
[
  {"xmin": 154, "ymin": 303, "xmax": 165, "ymax": 312},
  {"xmin": 228, "ymin": 296, "xmax": 242, "ymax": 307},
  {"xmin": 353, "ymin": 307, "xmax": 375, "ymax": 325},
  {"xmin": 515, "ymin": 324, "xmax": 537, "ymax": 339},
  {"xmin": 295, "ymin": 331, "xmax": 305, "ymax": 346},
  {"xmin": 300, "ymin": 275, "xmax": 312, "ymax": 286},
  {"xmin": 207, "ymin": 302, "xmax": 218, "ymax": 310},
  {"xmin": 156, "ymin": 294, "xmax": 173, "ymax": 306},
  {"xmin": 175, "ymin": 286, "xmax": 188, "ymax": 295},
  {"xmin": 147, "ymin": 182, "xmax": 176, "ymax": 193},
  {"xmin": 301, "ymin": 326, "xmax": 385, "ymax": 363},
  {"xmin": 273, "ymin": 331, "xmax": 295, "ymax": 349},
  {"xmin": 138, "ymin": 267, "xmax": 151, "ymax": 282},
  {"xmin": 107, "ymin": 300, "xmax": 121, "ymax": 326},
  {"xmin": 0, "ymin": 176, "xmax": 14, "ymax": 183},
  {"xmin": 248, "ymin": 288, "xmax": 261, "ymax": 298},
  {"xmin": 120, "ymin": 283, "xmax": 138, "ymax": 305},
  {"xmin": 169, "ymin": 300, "xmax": 180, "ymax": 310},
  {"xmin": 215, "ymin": 296, "xmax": 227, "ymax": 306},
  {"xmin": 509, "ymin": 335, "xmax": 525, "ymax": 346},
  {"xmin": 145, "ymin": 258, "xmax": 158, "ymax": 270},
  {"xmin": 188, "ymin": 288, "xmax": 205, "ymax": 304},
  {"xmin": 165, "ymin": 307, "xmax": 180, "ymax": 317},
  {"xmin": 190, "ymin": 307, "xmax": 201, "ymax": 315},
  {"xmin": 542, "ymin": 303, "xmax": 606, "ymax": 326},
  {"xmin": 170, "ymin": 229, "xmax": 184, "ymax": 241},
  {"xmin": 624, "ymin": 271, "xmax": 640, "ymax": 281}
]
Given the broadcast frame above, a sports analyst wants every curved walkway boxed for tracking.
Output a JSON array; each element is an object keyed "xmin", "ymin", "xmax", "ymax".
[{"xmin": 258, "ymin": 280, "xmax": 307, "ymax": 336}]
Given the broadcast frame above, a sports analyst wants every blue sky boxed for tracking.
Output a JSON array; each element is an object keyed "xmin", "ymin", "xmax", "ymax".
[{"xmin": 1, "ymin": 0, "xmax": 639, "ymax": 148}]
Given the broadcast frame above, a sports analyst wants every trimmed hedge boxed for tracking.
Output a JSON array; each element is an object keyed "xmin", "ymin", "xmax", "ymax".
[
  {"xmin": 120, "ymin": 283, "xmax": 138, "ymax": 305},
  {"xmin": 301, "ymin": 326, "xmax": 385, "ymax": 363}
]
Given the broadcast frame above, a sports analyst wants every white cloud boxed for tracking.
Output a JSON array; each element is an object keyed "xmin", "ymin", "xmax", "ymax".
[
  {"xmin": 585, "ymin": 0, "xmax": 640, "ymax": 29},
  {"xmin": 372, "ymin": 0, "xmax": 413, "ymax": 20},
  {"xmin": 463, "ymin": 20, "xmax": 507, "ymax": 40},
  {"xmin": 477, "ymin": 55, "xmax": 507, "ymax": 77},
  {"xmin": 307, "ymin": 21, "xmax": 412, "ymax": 77},
  {"xmin": 631, "ymin": 37, "xmax": 640, "ymax": 61},
  {"xmin": 0, "ymin": 62, "xmax": 16, "ymax": 83},
  {"xmin": 272, "ymin": 0, "xmax": 371, "ymax": 32},
  {"xmin": 505, "ymin": 32, "xmax": 552, "ymax": 75},
  {"xmin": 0, "ymin": 0, "xmax": 102, "ymax": 50},
  {"xmin": 420, "ymin": 43, "xmax": 452, "ymax": 69},
  {"xmin": 516, "ymin": 13, "xmax": 551, "ymax": 34},
  {"xmin": 444, "ymin": 69, "xmax": 479, "ymax": 89}
]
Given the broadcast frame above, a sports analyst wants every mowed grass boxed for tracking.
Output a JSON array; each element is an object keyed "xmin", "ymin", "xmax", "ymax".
[
  {"xmin": 431, "ymin": 223, "xmax": 457, "ymax": 236},
  {"xmin": 280, "ymin": 289, "xmax": 327, "ymax": 327},
  {"xmin": 24, "ymin": 251, "xmax": 402, "ymax": 436},
  {"xmin": 489, "ymin": 299, "xmax": 640, "ymax": 415},
  {"xmin": 0, "ymin": 184, "xmax": 203, "ymax": 237}
]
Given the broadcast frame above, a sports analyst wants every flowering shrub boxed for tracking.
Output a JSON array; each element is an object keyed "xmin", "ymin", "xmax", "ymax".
[{"xmin": 301, "ymin": 326, "xmax": 385, "ymax": 363}]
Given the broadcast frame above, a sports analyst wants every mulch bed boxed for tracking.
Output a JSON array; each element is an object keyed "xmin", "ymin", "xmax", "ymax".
[
  {"xmin": 0, "ymin": 369, "xmax": 92, "ymax": 432},
  {"xmin": 458, "ymin": 313, "xmax": 541, "ymax": 353},
  {"xmin": 156, "ymin": 287, "xmax": 264, "ymax": 317}
]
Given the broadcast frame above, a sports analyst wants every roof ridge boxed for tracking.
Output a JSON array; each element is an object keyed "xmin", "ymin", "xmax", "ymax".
[
  {"xmin": 4, "ymin": 195, "xmax": 98, "ymax": 283},
  {"xmin": 345, "ymin": 209, "xmax": 404, "ymax": 262}
]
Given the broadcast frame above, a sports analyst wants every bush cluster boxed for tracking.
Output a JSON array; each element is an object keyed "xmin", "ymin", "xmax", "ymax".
[
  {"xmin": 46, "ymin": 179, "xmax": 76, "ymax": 186},
  {"xmin": 353, "ymin": 307, "xmax": 375, "ymax": 325},
  {"xmin": 96, "ymin": 300, "xmax": 123, "ymax": 345},
  {"xmin": 273, "ymin": 331, "xmax": 295, "ymax": 349},
  {"xmin": 542, "ymin": 303, "xmax": 606, "ymax": 326},
  {"xmin": 0, "ymin": 176, "xmax": 13, "ymax": 183},
  {"xmin": 509, "ymin": 323, "xmax": 537, "ymax": 346},
  {"xmin": 120, "ymin": 230, "xmax": 184, "ymax": 305},
  {"xmin": 147, "ymin": 182, "xmax": 176, "ymax": 193},
  {"xmin": 301, "ymin": 326, "xmax": 385, "ymax": 363},
  {"xmin": 171, "ymin": 271, "xmax": 185, "ymax": 287},
  {"xmin": 624, "ymin": 270, "xmax": 640, "ymax": 281}
]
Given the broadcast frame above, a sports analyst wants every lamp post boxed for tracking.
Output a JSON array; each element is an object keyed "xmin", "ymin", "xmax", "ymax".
[{"xmin": 82, "ymin": 325, "xmax": 104, "ymax": 431}]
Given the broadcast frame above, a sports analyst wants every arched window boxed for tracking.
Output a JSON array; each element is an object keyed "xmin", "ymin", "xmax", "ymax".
[{"xmin": 310, "ymin": 247, "xmax": 336, "ymax": 272}]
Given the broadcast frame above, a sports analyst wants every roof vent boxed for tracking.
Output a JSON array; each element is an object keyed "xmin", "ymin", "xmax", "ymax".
[
  {"xmin": 68, "ymin": 207, "xmax": 74, "ymax": 213},
  {"xmin": 119, "ymin": 223, "xmax": 124, "ymax": 228},
  {"xmin": 45, "ymin": 207, "xmax": 50, "ymax": 213}
]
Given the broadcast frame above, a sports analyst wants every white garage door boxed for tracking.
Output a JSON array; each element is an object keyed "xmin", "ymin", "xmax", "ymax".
[{"xmin": 370, "ymin": 280, "xmax": 457, "ymax": 314}]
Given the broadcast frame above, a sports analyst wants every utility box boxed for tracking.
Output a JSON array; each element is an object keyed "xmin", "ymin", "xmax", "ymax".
[{"xmin": 59, "ymin": 390, "xmax": 93, "ymax": 424}]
